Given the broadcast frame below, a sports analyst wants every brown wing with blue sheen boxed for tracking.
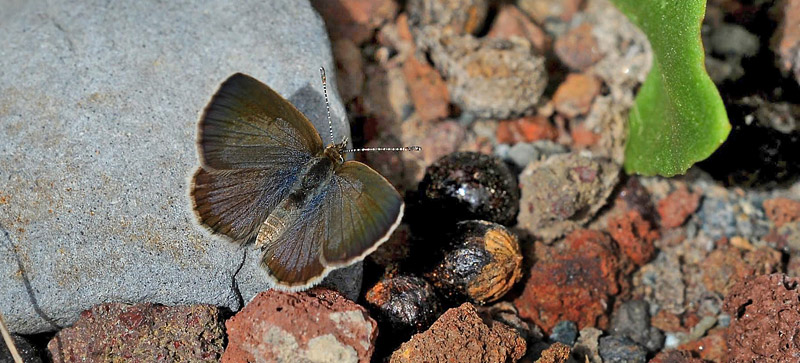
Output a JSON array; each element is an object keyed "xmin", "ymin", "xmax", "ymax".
[
  {"xmin": 259, "ymin": 161, "xmax": 403, "ymax": 287},
  {"xmin": 190, "ymin": 73, "xmax": 321, "ymax": 243},
  {"xmin": 197, "ymin": 73, "xmax": 323, "ymax": 171},
  {"xmin": 322, "ymin": 161, "xmax": 404, "ymax": 265},
  {"xmin": 191, "ymin": 167, "xmax": 304, "ymax": 243}
]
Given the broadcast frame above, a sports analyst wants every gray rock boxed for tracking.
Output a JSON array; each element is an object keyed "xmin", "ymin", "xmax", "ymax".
[
  {"xmin": 548, "ymin": 320, "xmax": 577, "ymax": 346},
  {"xmin": 516, "ymin": 152, "xmax": 620, "ymax": 242},
  {"xmin": 610, "ymin": 300, "xmax": 664, "ymax": 352},
  {"xmin": 598, "ymin": 336, "xmax": 647, "ymax": 363},
  {"xmin": 0, "ymin": 0, "xmax": 358, "ymax": 334}
]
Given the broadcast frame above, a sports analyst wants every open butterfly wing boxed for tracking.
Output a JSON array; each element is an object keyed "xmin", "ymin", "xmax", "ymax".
[
  {"xmin": 191, "ymin": 73, "xmax": 322, "ymax": 243},
  {"xmin": 191, "ymin": 168, "xmax": 303, "ymax": 242},
  {"xmin": 197, "ymin": 73, "xmax": 324, "ymax": 170},
  {"xmin": 259, "ymin": 161, "xmax": 403, "ymax": 287},
  {"xmin": 322, "ymin": 161, "xmax": 404, "ymax": 265}
]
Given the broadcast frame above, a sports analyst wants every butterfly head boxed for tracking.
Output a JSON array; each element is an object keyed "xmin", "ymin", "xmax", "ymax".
[{"xmin": 324, "ymin": 138, "xmax": 347, "ymax": 165}]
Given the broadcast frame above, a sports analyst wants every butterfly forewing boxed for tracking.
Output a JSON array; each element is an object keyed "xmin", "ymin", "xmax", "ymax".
[
  {"xmin": 197, "ymin": 73, "xmax": 323, "ymax": 171},
  {"xmin": 191, "ymin": 73, "xmax": 323, "ymax": 243}
]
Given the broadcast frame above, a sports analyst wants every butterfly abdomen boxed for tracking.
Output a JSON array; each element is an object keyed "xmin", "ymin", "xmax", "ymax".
[{"xmin": 255, "ymin": 156, "xmax": 334, "ymax": 249}]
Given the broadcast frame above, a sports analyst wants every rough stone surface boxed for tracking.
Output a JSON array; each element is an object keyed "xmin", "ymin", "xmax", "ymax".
[
  {"xmin": 606, "ymin": 210, "xmax": 658, "ymax": 266},
  {"xmin": 657, "ymin": 187, "xmax": 702, "ymax": 228},
  {"xmin": 609, "ymin": 300, "xmax": 664, "ymax": 352},
  {"xmin": 552, "ymin": 73, "xmax": 603, "ymax": 118},
  {"xmin": 390, "ymin": 303, "xmax": 526, "ymax": 363},
  {"xmin": 534, "ymin": 342, "xmax": 571, "ymax": 363},
  {"xmin": 496, "ymin": 116, "xmax": 558, "ymax": 145},
  {"xmin": 514, "ymin": 230, "xmax": 624, "ymax": 333},
  {"xmin": 0, "ymin": 0, "xmax": 359, "ymax": 334},
  {"xmin": 554, "ymin": 23, "xmax": 603, "ymax": 71},
  {"xmin": 402, "ymin": 55, "xmax": 450, "ymax": 123},
  {"xmin": 517, "ymin": 152, "xmax": 620, "ymax": 242},
  {"xmin": 763, "ymin": 198, "xmax": 800, "ymax": 228},
  {"xmin": 649, "ymin": 349, "xmax": 705, "ymax": 363},
  {"xmin": 548, "ymin": 321, "xmax": 577, "ymax": 346},
  {"xmin": 311, "ymin": 0, "xmax": 398, "ymax": 45},
  {"xmin": 701, "ymin": 245, "xmax": 781, "ymax": 295},
  {"xmin": 723, "ymin": 274, "xmax": 800, "ymax": 362},
  {"xmin": 777, "ymin": 0, "xmax": 800, "ymax": 83},
  {"xmin": 223, "ymin": 288, "xmax": 377, "ymax": 363},
  {"xmin": 487, "ymin": 4, "xmax": 550, "ymax": 53},
  {"xmin": 598, "ymin": 336, "xmax": 646, "ymax": 363},
  {"xmin": 573, "ymin": 327, "xmax": 603, "ymax": 363},
  {"xmin": 47, "ymin": 303, "xmax": 225, "ymax": 362}
]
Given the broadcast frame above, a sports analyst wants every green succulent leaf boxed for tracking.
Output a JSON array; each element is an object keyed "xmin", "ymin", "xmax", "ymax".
[{"xmin": 611, "ymin": 0, "xmax": 731, "ymax": 177}]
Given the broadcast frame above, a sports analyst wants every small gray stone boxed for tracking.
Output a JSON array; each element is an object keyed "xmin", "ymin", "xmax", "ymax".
[
  {"xmin": 507, "ymin": 143, "xmax": 539, "ymax": 169},
  {"xmin": 548, "ymin": 320, "xmax": 578, "ymax": 346},
  {"xmin": 610, "ymin": 300, "xmax": 664, "ymax": 352},
  {"xmin": 708, "ymin": 24, "xmax": 760, "ymax": 58},
  {"xmin": 598, "ymin": 336, "xmax": 647, "ymax": 363},
  {"xmin": 0, "ymin": 0, "xmax": 358, "ymax": 334}
]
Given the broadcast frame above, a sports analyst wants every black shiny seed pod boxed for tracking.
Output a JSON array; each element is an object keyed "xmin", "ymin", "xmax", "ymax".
[
  {"xmin": 364, "ymin": 275, "xmax": 442, "ymax": 338},
  {"xmin": 424, "ymin": 220, "xmax": 523, "ymax": 305},
  {"xmin": 414, "ymin": 152, "xmax": 520, "ymax": 230}
]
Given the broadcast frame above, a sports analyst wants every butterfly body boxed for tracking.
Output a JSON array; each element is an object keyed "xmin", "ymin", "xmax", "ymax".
[{"xmin": 190, "ymin": 73, "xmax": 403, "ymax": 289}]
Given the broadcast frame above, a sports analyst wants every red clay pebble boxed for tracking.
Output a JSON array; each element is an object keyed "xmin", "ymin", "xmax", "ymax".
[
  {"xmin": 552, "ymin": 73, "xmax": 602, "ymax": 118},
  {"xmin": 723, "ymin": 274, "xmax": 800, "ymax": 362},
  {"xmin": 402, "ymin": 54, "xmax": 450, "ymax": 123},
  {"xmin": 777, "ymin": 0, "xmax": 800, "ymax": 83},
  {"xmin": 649, "ymin": 349, "xmax": 706, "ymax": 363},
  {"xmin": 487, "ymin": 4, "xmax": 550, "ymax": 53},
  {"xmin": 517, "ymin": 0, "xmax": 584, "ymax": 24},
  {"xmin": 554, "ymin": 23, "xmax": 603, "ymax": 71},
  {"xmin": 701, "ymin": 245, "xmax": 782, "ymax": 295},
  {"xmin": 311, "ymin": 0, "xmax": 398, "ymax": 44},
  {"xmin": 47, "ymin": 303, "xmax": 225, "ymax": 362},
  {"xmin": 657, "ymin": 186, "xmax": 702, "ymax": 228},
  {"xmin": 678, "ymin": 327, "xmax": 727, "ymax": 363},
  {"xmin": 496, "ymin": 116, "xmax": 558, "ymax": 145},
  {"xmin": 606, "ymin": 209, "xmax": 658, "ymax": 267},
  {"xmin": 514, "ymin": 230, "xmax": 623, "ymax": 334},
  {"xmin": 389, "ymin": 303, "xmax": 525, "ymax": 363},
  {"xmin": 534, "ymin": 342, "xmax": 571, "ymax": 363},
  {"xmin": 763, "ymin": 197, "xmax": 800, "ymax": 228},
  {"xmin": 223, "ymin": 288, "xmax": 377, "ymax": 363}
]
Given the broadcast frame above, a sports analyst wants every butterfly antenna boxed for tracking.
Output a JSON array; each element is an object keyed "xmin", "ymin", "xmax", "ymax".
[
  {"xmin": 343, "ymin": 146, "xmax": 422, "ymax": 153},
  {"xmin": 319, "ymin": 67, "xmax": 334, "ymax": 145}
]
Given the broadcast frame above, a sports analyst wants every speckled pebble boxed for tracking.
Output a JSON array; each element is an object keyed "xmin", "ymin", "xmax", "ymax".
[
  {"xmin": 609, "ymin": 300, "xmax": 664, "ymax": 352},
  {"xmin": 598, "ymin": 336, "xmax": 647, "ymax": 363},
  {"xmin": 549, "ymin": 320, "xmax": 578, "ymax": 346},
  {"xmin": 517, "ymin": 152, "xmax": 620, "ymax": 242}
]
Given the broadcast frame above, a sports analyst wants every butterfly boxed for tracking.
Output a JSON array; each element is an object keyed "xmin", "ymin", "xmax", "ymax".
[{"xmin": 189, "ymin": 70, "xmax": 409, "ymax": 289}]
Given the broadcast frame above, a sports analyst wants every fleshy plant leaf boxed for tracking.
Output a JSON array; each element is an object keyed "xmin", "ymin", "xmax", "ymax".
[{"xmin": 611, "ymin": 0, "xmax": 731, "ymax": 176}]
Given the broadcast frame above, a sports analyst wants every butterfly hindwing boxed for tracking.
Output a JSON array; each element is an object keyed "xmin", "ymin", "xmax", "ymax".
[
  {"xmin": 191, "ymin": 167, "xmax": 304, "ymax": 243},
  {"xmin": 258, "ymin": 161, "xmax": 403, "ymax": 287},
  {"xmin": 322, "ymin": 161, "xmax": 404, "ymax": 265}
]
